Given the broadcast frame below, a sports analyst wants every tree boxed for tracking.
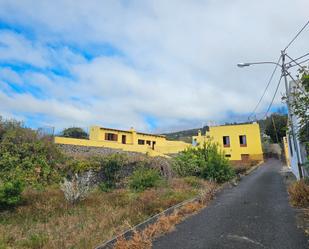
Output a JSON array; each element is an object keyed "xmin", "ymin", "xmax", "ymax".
[
  {"xmin": 264, "ymin": 113, "xmax": 288, "ymax": 143},
  {"xmin": 290, "ymin": 69, "xmax": 309, "ymax": 153},
  {"xmin": 61, "ymin": 127, "xmax": 88, "ymax": 139}
]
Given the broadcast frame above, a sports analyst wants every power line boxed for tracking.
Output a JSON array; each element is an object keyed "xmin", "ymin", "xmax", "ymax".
[
  {"xmin": 248, "ymin": 56, "xmax": 282, "ymax": 120},
  {"xmin": 285, "ymin": 70, "xmax": 309, "ymax": 97},
  {"xmin": 264, "ymin": 75, "xmax": 283, "ymax": 118},
  {"xmin": 290, "ymin": 52, "xmax": 309, "ymax": 62},
  {"xmin": 297, "ymin": 57, "xmax": 309, "ymax": 66},
  {"xmin": 284, "ymin": 20, "xmax": 309, "ymax": 51},
  {"xmin": 286, "ymin": 53, "xmax": 309, "ymax": 69}
]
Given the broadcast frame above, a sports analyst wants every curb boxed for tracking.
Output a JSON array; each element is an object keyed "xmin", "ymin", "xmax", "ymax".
[
  {"xmin": 95, "ymin": 196, "xmax": 201, "ymax": 249},
  {"xmin": 94, "ymin": 161, "xmax": 264, "ymax": 249}
]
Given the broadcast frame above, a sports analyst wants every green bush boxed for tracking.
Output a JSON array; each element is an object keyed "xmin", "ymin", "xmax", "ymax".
[
  {"xmin": 96, "ymin": 154, "xmax": 125, "ymax": 191},
  {"xmin": 129, "ymin": 167, "xmax": 162, "ymax": 192},
  {"xmin": 173, "ymin": 142, "xmax": 235, "ymax": 183},
  {"xmin": 65, "ymin": 158, "xmax": 100, "ymax": 174},
  {"xmin": 172, "ymin": 147, "xmax": 204, "ymax": 177},
  {"xmin": 0, "ymin": 117, "xmax": 63, "ymax": 187},
  {"xmin": 0, "ymin": 180, "xmax": 24, "ymax": 209},
  {"xmin": 61, "ymin": 127, "xmax": 88, "ymax": 139}
]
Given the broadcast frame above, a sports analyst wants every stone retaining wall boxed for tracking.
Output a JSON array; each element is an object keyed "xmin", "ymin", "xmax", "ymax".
[{"xmin": 57, "ymin": 144, "xmax": 174, "ymax": 180}]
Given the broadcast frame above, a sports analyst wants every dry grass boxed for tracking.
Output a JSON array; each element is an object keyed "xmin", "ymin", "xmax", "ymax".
[
  {"xmin": 0, "ymin": 178, "xmax": 216, "ymax": 249},
  {"xmin": 287, "ymin": 179, "xmax": 309, "ymax": 239},
  {"xmin": 288, "ymin": 180, "xmax": 309, "ymax": 208},
  {"xmin": 113, "ymin": 181, "xmax": 217, "ymax": 249}
]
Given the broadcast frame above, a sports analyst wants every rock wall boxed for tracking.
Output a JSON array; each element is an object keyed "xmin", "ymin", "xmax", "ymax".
[{"xmin": 57, "ymin": 144, "xmax": 174, "ymax": 180}]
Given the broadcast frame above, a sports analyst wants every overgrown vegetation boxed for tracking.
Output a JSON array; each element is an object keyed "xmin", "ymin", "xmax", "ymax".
[
  {"xmin": 172, "ymin": 142, "xmax": 235, "ymax": 183},
  {"xmin": 129, "ymin": 167, "xmax": 162, "ymax": 192},
  {"xmin": 0, "ymin": 117, "xmax": 64, "ymax": 209},
  {"xmin": 0, "ymin": 178, "xmax": 214, "ymax": 249},
  {"xmin": 0, "ymin": 116, "xmax": 239, "ymax": 248},
  {"xmin": 264, "ymin": 113, "xmax": 288, "ymax": 144},
  {"xmin": 288, "ymin": 179, "xmax": 309, "ymax": 208}
]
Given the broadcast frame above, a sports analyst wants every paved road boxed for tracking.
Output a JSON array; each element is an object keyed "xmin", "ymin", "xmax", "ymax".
[{"xmin": 153, "ymin": 159, "xmax": 308, "ymax": 249}]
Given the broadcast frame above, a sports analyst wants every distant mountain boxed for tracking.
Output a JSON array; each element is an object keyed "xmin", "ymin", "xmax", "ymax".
[{"xmin": 162, "ymin": 126, "xmax": 209, "ymax": 143}]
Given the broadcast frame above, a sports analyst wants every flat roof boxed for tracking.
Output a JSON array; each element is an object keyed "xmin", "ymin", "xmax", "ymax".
[
  {"xmin": 99, "ymin": 127, "xmax": 165, "ymax": 138},
  {"xmin": 210, "ymin": 122, "xmax": 257, "ymax": 128}
]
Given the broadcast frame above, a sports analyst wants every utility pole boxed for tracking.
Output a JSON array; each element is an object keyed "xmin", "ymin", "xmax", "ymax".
[
  {"xmin": 281, "ymin": 50, "xmax": 303, "ymax": 178},
  {"xmin": 271, "ymin": 115, "xmax": 279, "ymax": 144}
]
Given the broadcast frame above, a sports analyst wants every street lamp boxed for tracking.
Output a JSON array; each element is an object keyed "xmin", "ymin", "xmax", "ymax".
[
  {"xmin": 237, "ymin": 62, "xmax": 282, "ymax": 68},
  {"xmin": 237, "ymin": 52, "xmax": 303, "ymax": 178}
]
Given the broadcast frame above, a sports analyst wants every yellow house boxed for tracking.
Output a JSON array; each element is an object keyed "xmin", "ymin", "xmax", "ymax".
[
  {"xmin": 283, "ymin": 136, "xmax": 291, "ymax": 167},
  {"xmin": 54, "ymin": 125, "xmax": 190, "ymax": 156},
  {"xmin": 192, "ymin": 123, "xmax": 263, "ymax": 162}
]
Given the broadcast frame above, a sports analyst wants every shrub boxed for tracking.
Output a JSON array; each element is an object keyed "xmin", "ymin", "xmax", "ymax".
[
  {"xmin": 288, "ymin": 179, "xmax": 309, "ymax": 207},
  {"xmin": 61, "ymin": 127, "xmax": 88, "ymax": 139},
  {"xmin": 65, "ymin": 158, "xmax": 100, "ymax": 174},
  {"xmin": 0, "ymin": 118, "xmax": 63, "ymax": 187},
  {"xmin": 0, "ymin": 180, "xmax": 24, "ymax": 209},
  {"xmin": 172, "ymin": 147, "xmax": 203, "ymax": 177},
  {"xmin": 172, "ymin": 142, "xmax": 235, "ymax": 183},
  {"xmin": 129, "ymin": 167, "xmax": 162, "ymax": 192},
  {"xmin": 97, "ymin": 154, "xmax": 125, "ymax": 190}
]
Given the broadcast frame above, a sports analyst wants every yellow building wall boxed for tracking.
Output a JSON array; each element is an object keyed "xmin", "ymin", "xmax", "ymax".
[
  {"xmin": 193, "ymin": 123, "xmax": 263, "ymax": 161},
  {"xmin": 89, "ymin": 126, "xmax": 166, "ymax": 146},
  {"xmin": 155, "ymin": 140, "xmax": 191, "ymax": 154},
  {"xmin": 55, "ymin": 126, "xmax": 191, "ymax": 156},
  {"xmin": 283, "ymin": 136, "xmax": 290, "ymax": 167}
]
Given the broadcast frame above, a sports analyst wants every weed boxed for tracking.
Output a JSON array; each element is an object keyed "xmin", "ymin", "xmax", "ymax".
[
  {"xmin": 20, "ymin": 232, "xmax": 48, "ymax": 249},
  {"xmin": 288, "ymin": 180, "xmax": 309, "ymax": 208},
  {"xmin": 129, "ymin": 167, "xmax": 162, "ymax": 192}
]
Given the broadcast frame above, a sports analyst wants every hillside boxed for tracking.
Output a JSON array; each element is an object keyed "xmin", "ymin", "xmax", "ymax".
[{"xmin": 163, "ymin": 126, "xmax": 209, "ymax": 143}]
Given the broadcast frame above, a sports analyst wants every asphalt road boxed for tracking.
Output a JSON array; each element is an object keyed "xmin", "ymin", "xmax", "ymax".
[{"xmin": 152, "ymin": 159, "xmax": 308, "ymax": 249}]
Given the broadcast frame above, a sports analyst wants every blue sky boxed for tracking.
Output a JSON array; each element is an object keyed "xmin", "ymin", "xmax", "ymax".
[{"xmin": 0, "ymin": 0, "xmax": 308, "ymax": 133}]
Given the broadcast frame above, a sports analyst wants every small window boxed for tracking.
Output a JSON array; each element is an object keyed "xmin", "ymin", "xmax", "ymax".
[
  {"xmin": 146, "ymin": 140, "xmax": 151, "ymax": 145},
  {"xmin": 192, "ymin": 138, "xmax": 197, "ymax": 146},
  {"xmin": 239, "ymin": 135, "xmax": 247, "ymax": 147},
  {"xmin": 105, "ymin": 133, "xmax": 118, "ymax": 141},
  {"xmin": 223, "ymin": 136, "xmax": 230, "ymax": 147},
  {"xmin": 225, "ymin": 154, "xmax": 231, "ymax": 158},
  {"xmin": 138, "ymin": 139, "xmax": 145, "ymax": 145}
]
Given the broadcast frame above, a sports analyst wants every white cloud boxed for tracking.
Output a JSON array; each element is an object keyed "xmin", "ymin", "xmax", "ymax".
[
  {"xmin": 0, "ymin": 31, "xmax": 49, "ymax": 67},
  {"xmin": 0, "ymin": 0, "xmax": 308, "ymax": 132}
]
